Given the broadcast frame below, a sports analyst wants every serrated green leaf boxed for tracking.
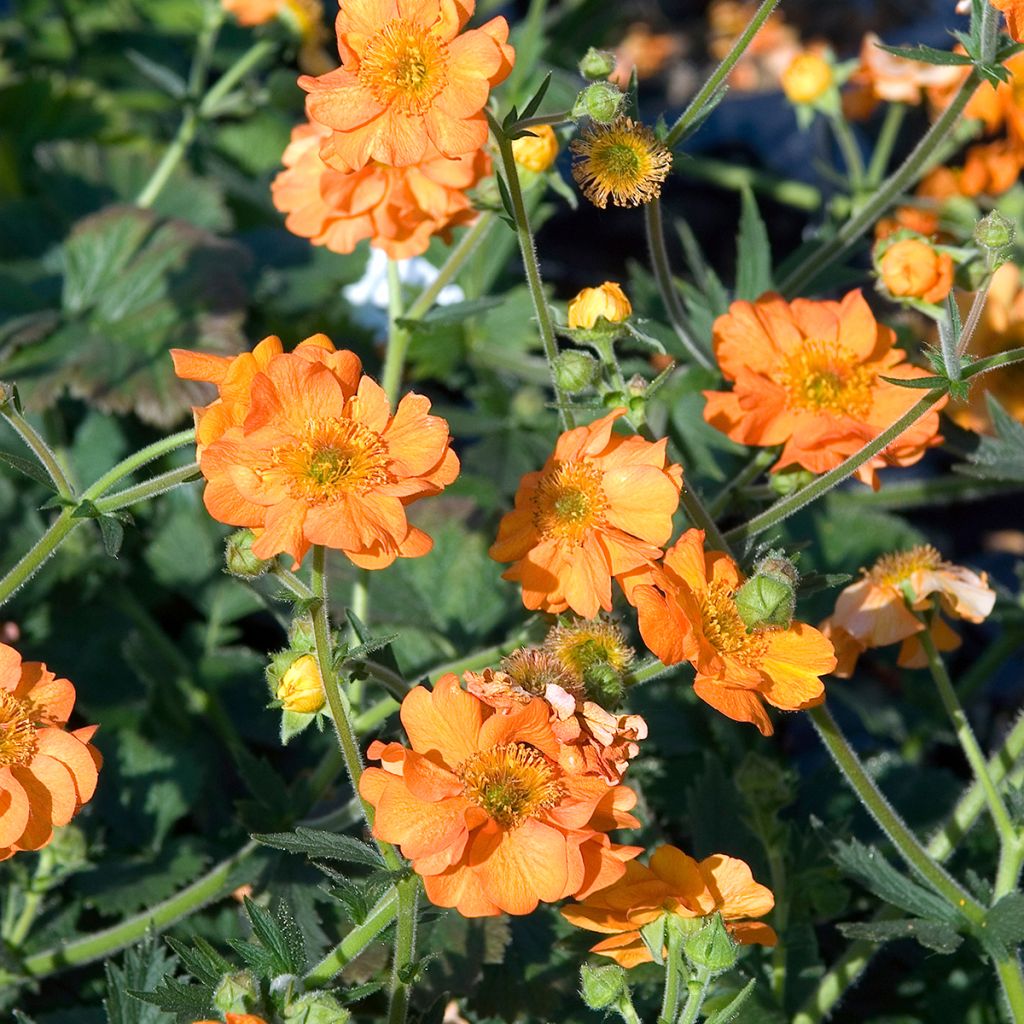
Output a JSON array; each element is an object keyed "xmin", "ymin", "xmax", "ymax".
[
  {"xmin": 876, "ymin": 43, "xmax": 974, "ymax": 65},
  {"xmin": 163, "ymin": 937, "xmax": 232, "ymax": 988},
  {"xmin": 252, "ymin": 827, "xmax": 384, "ymax": 867},
  {"xmin": 0, "ymin": 448, "xmax": 58, "ymax": 489},
  {"xmin": 879, "ymin": 374, "xmax": 949, "ymax": 389},
  {"xmin": 836, "ymin": 918, "xmax": 963, "ymax": 954},
  {"xmin": 734, "ymin": 187, "xmax": 774, "ymax": 300},
  {"xmin": 130, "ymin": 978, "xmax": 214, "ymax": 1017},
  {"xmin": 243, "ymin": 896, "xmax": 306, "ymax": 974},
  {"xmin": 960, "ymin": 395, "xmax": 1024, "ymax": 481},
  {"xmin": 984, "ymin": 893, "xmax": 1024, "ymax": 949},
  {"xmin": 104, "ymin": 933, "xmax": 180, "ymax": 1024}
]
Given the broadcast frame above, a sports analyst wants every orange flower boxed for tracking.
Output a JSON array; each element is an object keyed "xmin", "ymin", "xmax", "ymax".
[
  {"xmin": 489, "ymin": 409, "xmax": 683, "ymax": 618},
  {"xmin": 299, "ymin": 0, "xmax": 514, "ymax": 171},
  {"xmin": 820, "ymin": 545, "xmax": 996, "ymax": 676},
  {"xmin": 562, "ymin": 844, "xmax": 776, "ymax": 968},
  {"xmin": 874, "ymin": 205, "xmax": 941, "ymax": 242},
  {"xmin": 702, "ymin": 290, "xmax": 946, "ymax": 489},
  {"xmin": 359, "ymin": 675, "xmax": 642, "ymax": 917},
  {"xmin": 992, "ymin": 0, "xmax": 1024, "ymax": 41},
  {"xmin": 962, "ymin": 53, "xmax": 1024, "ymax": 147},
  {"xmin": 0, "ymin": 644, "xmax": 101, "ymax": 860},
  {"xmin": 958, "ymin": 141, "xmax": 1023, "ymax": 197},
  {"xmin": 877, "ymin": 237, "xmax": 954, "ymax": 305},
  {"xmin": 172, "ymin": 334, "xmax": 459, "ymax": 570},
  {"xmin": 222, "ymin": 0, "xmax": 331, "ymax": 74},
  {"xmin": 195, "ymin": 1016, "xmax": 268, "ymax": 1024},
  {"xmin": 272, "ymin": 119, "xmax": 490, "ymax": 260},
  {"xmin": 950, "ymin": 263, "xmax": 1024, "ymax": 432},
  {"xmin": 610, "ymin": 22, "xmax": 682, "ymax": 85},
  {"xmin": 632, "ymin": 530, "xmax": 836, "ymax": 736}
]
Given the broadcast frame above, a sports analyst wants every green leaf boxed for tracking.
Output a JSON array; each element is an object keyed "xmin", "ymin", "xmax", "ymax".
[
  {"xmin": 876, "ymin": 44, "xmax": 974, "ymax": 65},
  {"xmin": 984, "ymin": 893, "xmax": 1024, "ymax": 950},
  {"xmin": 639, "ymin": 915, "xmax": 666, "ymax": 965},
  {"xmin": 396, "ymin": 296, "xmax": 505, "ymax": 329},
  {"xmin": 243, "ymin": 896, "xmax": 307, "ymax": 974},
  {"xmin": 832, "ymin": 838, "xmax": 963, "ymax": 925},
  {"xmin": 279, "ymin": 708, "xmax": 317, "ymax": 745},
  {"xmin": 252, "ymin": 827, "xmax": 385, "ymax": 867},
  {"xmin": 163, "ymin": 937, "xmax": 232, "ymax": 988},
  {"xmin": 0, "ymin": 448, "xmax": 58, "ymax": 489},
  {"xmin": 519, "ymin": 73, "xmax": 552, "ymax": 122},
  {"xmin": 960, "ymin": 395, "xmax": 1024, "ymax": 482},
  {"xmin": 130, "ymin": 978, "xmax": 214, "ymax": 1019},
  {"xmin": 879, "ymin": 374, "xmax": 949, "ymax": 389},
  {"xmin": 705, "ymin": 978, "xmax": 757, "ymax": 1024},
  {"xmin": 836, "ymin": 918, "xmax": 963, "ymax": 954},
  {"xmin": 104, "ymin": 933, "xmax": 181, "ymax": 1024},
  {"xmin": 98, "ymin": 514, "xmax": 125, "ymax": 557},
  {"xmin": 125, "ymin": 49, "xmax": 188, "ymax": 97},
  {"xmin": 734, "ymin": 187, "xmax": 774, "ymax": 300}
]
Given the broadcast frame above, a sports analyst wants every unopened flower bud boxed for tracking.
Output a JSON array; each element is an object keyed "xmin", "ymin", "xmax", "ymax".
[
  {"xmin": 288, "ymin": 618, "xmax": 316, "ymax": 651},
  {"xmin": 580, "ymin": 961, "xmax": 628, "ymax": 1009},
  {"xmin": 283, "ymin": 992, "xmax": 351, "ymax": 1024},
  {"xmin": 276, "ymin": 654, "xmax": 325, "ymax": 714},
  {"xmin": 572, "ymin": 82, "xmax": 624, "ymax": 124},
  {"xmin": 225, "ymin": 529, "xmax": 271, "ymax": 578},
  {"xmin": 683, "ymin": 914, "xmax": 737, "ymax": 974},
  {"xmin": 512, "ymin": 123, "xmax": 559, "ymax": 173},
  {"xmin": 770, "ymin": 466, "xmax": 815, "ymax": 496},
  {"xmin": 553, "ymin": 351, "xmax": 599, "ymax": 393},
  {"xmin": 877, "ymin": 236, "xmax": 953, "ymax": 305},
  {"xmin": 579, "ymin": 47, "xmax": 617, "ymax": 80},
  {"xmin": 734, "ymin": 551, "xmax": 798, "ymax": 630},
  {"xmin": 213, "ymin": 970, "xmax": 259, "ymax": 1013},
  {"xmin": 583, "ymin": 662, "xmax": 626, "ymax": 709},
  {"xmin": 781, "ymin": 51, "xmax": 833, "ymax": 105},
  {"xmin": 974, "ymin": 210, "xmax": 1014, "ymax": 252},
  {"xmin": 567, "ymin": 282, "xmax": 632, "ymax": 330}
]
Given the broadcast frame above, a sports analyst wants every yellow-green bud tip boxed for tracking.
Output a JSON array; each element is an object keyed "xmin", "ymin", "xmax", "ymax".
[{"xmin": 578, "ymin": 47, "xmax": 617, "ymax": 80}]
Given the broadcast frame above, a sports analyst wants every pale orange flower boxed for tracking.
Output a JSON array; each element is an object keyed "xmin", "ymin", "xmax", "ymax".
[
  {"xmin": 992, "ymin": 0, "xmax": 1024, "ymax": 41},
  {"xmin": 489, "ymin": 409, "xmax": 683, "ymax": 618},
  {"xmin": 272, "ymin": 119, "xmax": 490, "ymax": 260},
  {"xmin": 951, "ymin": 263, "xmax": 1024, "ymax": 432},
  {"xmin": 703, "ymin": 290, "xmax": 946, "ymax": 489},
  {"xmin": 610, "ymin": 22, "xmax": 682, "ymax": 85},
  {"xmin": 877, "ymin": 237, "xmax": 954, "ymax": 305},
  {"xmin": 632, "ymin": 530, "xmax": 836, "ymax": 736},
  {"xmin": 299, "ymin": 0, "xmax": 514, "ymax": 171},
  {"xmin": 1, "ymin": 644, "xmax": 101, "ymax": 860},
  {"xmin": 707, "ymin": 0, "xmax": 800, "ymax": 94},
  {"xmin": 359, "ymin": 675, "xmax": 642, "ymax": 917},
  {"xmin": 172, "ymin": 334, "xmax": 459, "ymax": 570},
  {"xmin": 562, "ymin": 844, "xmax": 776, "ymax": 968},
  {"xmin": 820, "ymin": 545, "xmax": 996, "ymax": 676}
]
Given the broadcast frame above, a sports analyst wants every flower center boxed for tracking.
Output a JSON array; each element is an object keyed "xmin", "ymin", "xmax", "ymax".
[
  {"xmin": 700, "ymin": 580, "xmax": 771, "ymax": 667},
  {"xmin": 868, "ymin": 544, "xmax": 945, "ymax": 587},
  {"xmin": 532, "ymin": 460, "xmax": 607, "ymax": 545},
  {"xmin": 0, "ymin": 690, "xmax": 36, "ymax": 768},
  {"xmin": 358, "ymin": 18, "xmax": 448, "ymax": 115},
  {"xmin": 458, "ymin": 743, "xmax": 564, "ymax": 829},
  {"xmin": 571, "ymin": 118, "xmax": 673, "ymax": 209},
  {"xmin": 276, "ymin": 418, "xmax": 390, "ymax": 503},
  {"xmin": 778, "ymin": 340, "xmax": 874, "ymax": 418}
]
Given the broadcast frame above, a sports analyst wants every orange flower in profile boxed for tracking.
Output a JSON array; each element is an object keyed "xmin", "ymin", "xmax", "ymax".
[
  {"xmin": 489, "ymin": 409, "xmax": 683, "ymax": 618},
  {"xmin": 272, "ymin": 120, "xmax": 490, "ymax": 260},
  {"xmin": 0, "ymin": 644, "xmax": 101, "ymax": 860},
  {"xmin": 299, "ymin": 0, "xmax": 514, "ymax": 171},
  {"xmin": 702, "ymin": 290, "xmax": 946, "ymax": 489},
  {"xmin": 632, "ymin": 530, "xmax": 836, "ymax": 736},
  {"xmin": 959, "ymin": 141, "xmax": 1023, "ymax": 197},
  {"xmin": 195, "ymin": 1016, "xmax": 268, "ymax": 1024},
  {"xmin": 222, "ymin": 0, "xmax": 332, "ymax": 74},
  {"xmin": 877, "ymin": 237, "xmax": 954, "ymax": 305},
  {"xmin": 874, "ymin": 205, "xmax": 941, "ymax": 242},
  {"xmin": 172, "ymin": 334, "xmax": 459, "ymax": 570},
  {"xmin": 359, "ymin": 675, "xmax": 642, "ymax": 917},
  {"xmin": 961, "ymin": 52, "xmax": 1024, "ymax": 147},
  {"xmin": 992, "ymin": 0, "xmax": 1024, "ymax": 41},
  {"xmin": 562, "ymin": 844, "xmax": 776, "ymax": 968},
  {"xmin": 821, "ymin": 545, "xmax": 996, "ymax": 676},
  {"xmin": 950, "ymin": 263, "xmax": 1024, "ymax": 432},
  {"xmin": 567, "ymin": 282, "xmax": 632, "ymax": 330}
]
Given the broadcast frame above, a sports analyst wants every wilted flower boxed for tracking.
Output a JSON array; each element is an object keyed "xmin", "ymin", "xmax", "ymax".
[{"xmin": 570, "ymin": 119, "xmax": 672, "ymax": 209}]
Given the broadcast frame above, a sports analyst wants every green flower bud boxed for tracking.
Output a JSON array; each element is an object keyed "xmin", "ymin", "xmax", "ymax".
[
  {"xmin": 213, "ymin": 970, "xmax": 259, "ymax": 1013},
  {"xmin": 288, "ymin": 617, "xmax": 317, "ymax": 652},
  {"xmin": 44, "ymin": 823, "xmax": 89, "ymax": 872},
  {"xmin": 582, "ymin": 662, "xmax": 626, "ymax": 709},
  {"xmin": 553, "ymin": 351, "xmax": 599, "ymax": 394},
  {"xmin": 769, "ymin": 466, "xmax": 815, "ymax": 496},
  {"xmin": 578, "ymin": 47, "xmax": 617, "ymax": 81},
  {"xmin": 572, "ymin": 82, "xmax": 624, "ymax": 124},
  {"xmin": 974, "ymin": 210, "xmax": 1015, "ymax": 253},
  {"xmin": 734, "ymin": 574, "xmax": 796, "ymax": 630},
  {"xmin": 580, "ymin": 961, "xmax": 628, "ymax": 1009},
  {"xmin": 683, "ymin": 914, "xmax": 737, "ymax": 975},
  {"xmin": 225, "ymin": 529, "xmax": 271, "ymax": 579},
  {"xmin": 283, "ymin": 992, "xmax": 351, "ymax": 1024}
]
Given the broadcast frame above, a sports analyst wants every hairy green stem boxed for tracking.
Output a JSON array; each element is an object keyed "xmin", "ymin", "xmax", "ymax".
[
  {"xmin": 658, "ymin": 923, "xmax": 685, "ymax": 1024},
  {"xmin": 678, "ymin": 966, "xmax": 712, "ymax": 1024},
  {"xmin": 86, "ymin": 429, "xmax": 195, "ymax": 497},
  {"xmin": 95, "ymin": 463, "xmax": 200, "ymax": 512},
  {"xmin": 381, "ymin": 259, "xmax": 411, "ymax": 406},
  {"xmin": 388, "ymin": 877, "xmax": 420, "ymax": 1024},
  {"xmin": 995, "ymin": 955, "xmax": 1024, "ymax": 1024},
  {"xmin": 490, "ymin": 113, "xmax": 574, "ymax": 428},
  {"xmin": 0, "ymin": 403, "xmax": 75, "ymax": 498},
  {"xmin": 679, "ymin": 481, "xmax": 733, "ymax": 556}
]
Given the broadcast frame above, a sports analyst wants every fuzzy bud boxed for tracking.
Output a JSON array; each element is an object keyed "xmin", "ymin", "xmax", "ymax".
[
  {"xmin": 512, "ymin": 123, "xmax": 559, "ymax": 173},
  {"xmin": 567, "ymin": 282, "xmax": 632, "ymax": 330},
  {"xmin": 225, "ymin": 529, "xmax": 271, "ymax": 579},
  {"xmin": 553, "ymin": 351, "xmax": 599, "ymax": 393},
  {"xmin": 974, "ymin": 210, "xmax": 1015, "ymax": 253},
  {"xmin": 283, "ymin": 992, "xmax": 351, "ymax": 1024},
  {"xmin": 578, "ymin": 47, "xmax": 617, "ymax": 80},
  {"xmin": 734, "ymin": 552, "xmax": 799, "ymax": 630},
  {"xmin": 683, "ymin": 914, "xmax": 738, "ymax": 975},
  {"xmin": 580, "ymin": 961, "xmax": 628, "ymax": 1009},
  {"xmin": 276, "ymin": 654, "xmax": 325, "ymax": 714},
  {"xmin": 769, "ymin": 466, "xmax": 815, "ymax": 496},
  {"xmin": 213, "ymin": 971, "xmax": 259, "ymax": 1013},
  {"xmin": 583, "ymin": 662, "xmax": 626, "ymax": 709},
  {"xmin": 572, "ymin": 82, "xmax": 624, "ymax": 124}
]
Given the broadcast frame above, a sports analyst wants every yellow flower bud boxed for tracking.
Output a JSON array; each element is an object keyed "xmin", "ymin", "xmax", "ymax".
[
  {"xmin": 276, "ymin": 654, "xmax": 325, "ymax": 714},
  {"xmin": 567, "ymin": 282, "xmax": 632, "ymax": 329},
  {"xmin": 511, "ymin": 124, "xmax": 559, "ymax": 173},
  {"xmin": 781, "ymin": 52, "xmax": 833, "ymax": 105}
]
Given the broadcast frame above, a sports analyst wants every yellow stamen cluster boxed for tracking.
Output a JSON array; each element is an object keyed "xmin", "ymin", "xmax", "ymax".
[
  {"xmin": 458, "ymin": 743, "xmax": 564, "ymax": 829},
  {"xmin": 0, "ymin": 690, "xmax": 36, "ymax": 768},
  {"xmin": 532, "ymin": 460, "xmax": 608, "ymax": 545},
  {"xmin": 545, "ymin": 619, "xmax": 634, "ymax": 680},
  {"xmin": 570, "ymin": 118, "xmax": 672, "ymax": 209},
  {"xmin": 700, "ymin": 580, "xmax": 771, "ymax": 667},
  {"xmin": 868, "ymin": 544, "xmax": 945, "ymax": 587},
  {"xmin": 358, "ymin": 18, "xmax": 448, "ymax": 114},
  {"xmin": 277, "ymin": 418, "xmax": 390, "ymax": 502},
  {"xmin": 778, "ymin": 340, "xmax": 874, "ymax": 418}
]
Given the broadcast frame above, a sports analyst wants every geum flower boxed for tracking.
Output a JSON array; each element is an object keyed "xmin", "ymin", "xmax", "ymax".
[
  {"xmin": 702, "ymin": 290, "xmax": 946, "ymax": 489},
  {"xmin": 821, "ymin": 545, "xmax": 995, "ymax": 677},
  {"xmin": 360, "ymin": 674, "xmax": 642, "ymax": 917},
  {"xmin": 992, "ymin": 0, "xmax": 1024, "ymax": 42},
  {"xmin": 299, "ymin": 0, "xmax": 514, "ymax": 170},
  {"xmin": 562, "ymin": 844, "xmax": 776, "ymax": 968},
  {"xmin": 632, "ymin": 529, "xmax": 836, "ymax": 736},
  {"xmin": 172, "ymin": 334, "xmax": 459, "ymax": 570},
  {"xmin": 1, "ymin": 643, "xmax": 101, "ymax": 860},
  {"xmin": 272, "ymin": 119, "xmax": 490, "ymax": 260},
  {"xmin": 489, "ymin": 409, "xmax": 682, "ymax": 619}
]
